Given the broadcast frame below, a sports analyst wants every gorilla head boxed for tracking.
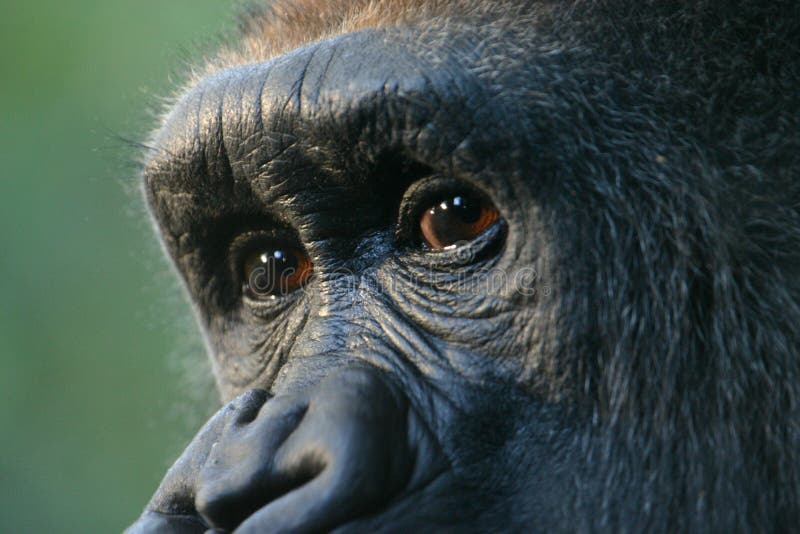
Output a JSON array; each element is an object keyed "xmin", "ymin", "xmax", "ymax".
[{"xmin": 127, "ymin": 0, "xmax": 800, "ymax": 531}]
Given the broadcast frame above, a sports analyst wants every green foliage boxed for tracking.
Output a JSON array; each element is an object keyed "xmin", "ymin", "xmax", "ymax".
[{"xmin": 0, "ymin": 1, "xmax": 234, "ymax": 531}]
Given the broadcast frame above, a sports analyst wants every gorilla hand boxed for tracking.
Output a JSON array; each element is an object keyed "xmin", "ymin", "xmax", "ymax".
[
  {"xmin": 127, "ymin": 367, "xmax": 445, "ymax": 533},
  {"xmin": 124, "ymin": 389, "xmax": 268, "ymax": 533}
]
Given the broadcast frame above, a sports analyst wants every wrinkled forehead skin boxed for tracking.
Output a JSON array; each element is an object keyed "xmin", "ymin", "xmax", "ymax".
[{"xmin": 145, "ymin": 24, "xmax": 557, "ymax": 236}]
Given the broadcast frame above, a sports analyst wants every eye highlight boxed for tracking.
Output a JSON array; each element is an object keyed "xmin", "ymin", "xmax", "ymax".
[
  {"xmin": 419, "ymin": 194, "xmax": 500, "ymax": 250},
  {"xmin": 242, "ymin": 246, "xmax": 312, "ymax": 299}
]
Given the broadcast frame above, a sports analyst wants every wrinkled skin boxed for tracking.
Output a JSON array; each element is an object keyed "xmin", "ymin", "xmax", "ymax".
[{"xmin": 127, "ymin": 1, "xmax": 800, "ymax": 532}]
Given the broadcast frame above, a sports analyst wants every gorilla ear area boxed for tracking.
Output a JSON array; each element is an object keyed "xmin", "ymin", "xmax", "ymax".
[{"xmin": 129, "ymin": 1, "xmax": 800, "ymax": 532}]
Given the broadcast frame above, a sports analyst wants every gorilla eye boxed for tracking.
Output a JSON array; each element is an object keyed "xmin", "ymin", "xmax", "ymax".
[
  {"xmin": 419, "ymin": 194, "xmax": 500, "ymax": 250},
  {"xmin": 241, "ymin": 246, "xmax": 312, "ymax": 299}
]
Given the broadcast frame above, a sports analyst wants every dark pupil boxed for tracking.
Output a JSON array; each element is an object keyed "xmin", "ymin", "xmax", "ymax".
[
  {"xmin": 247, "ymin": 249, "xmax": 299, "ymax": 296},
  {"xmin": 449, "ymin": 196, "xmax": 481, "ymax": 223},
  {"xmin": 427, "ymin": 196, "xmax": 481, "ymax": 241}
]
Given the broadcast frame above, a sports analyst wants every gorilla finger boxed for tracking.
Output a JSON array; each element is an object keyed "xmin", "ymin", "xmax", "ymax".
[
  {"xmin": 144, "ymin": 389, "xmax": 269, "ymax": 516},
  {"xmin": 232, "ymin": 471, "xmax": 361, "ymax": 534},
  {"xmin": 195, "ymin": 395, "xmax": 310, "ymax": 531}
]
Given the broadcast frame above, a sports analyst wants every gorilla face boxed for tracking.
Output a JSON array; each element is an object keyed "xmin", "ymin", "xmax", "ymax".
[{"xmin": 129, "ymin": 1, "xmax": 800, "ymax": 532}]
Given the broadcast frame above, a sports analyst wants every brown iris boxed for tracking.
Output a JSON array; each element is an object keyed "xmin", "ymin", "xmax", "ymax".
[
  {"xmin": 242, "ymin": 246, "xmax": 312, "ymax": 298},
  {"xmin": 419, "ymin": 194, "xmax": 499, "ymax": 250}
]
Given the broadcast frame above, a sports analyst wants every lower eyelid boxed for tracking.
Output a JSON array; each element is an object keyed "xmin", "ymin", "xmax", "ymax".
[{"xmin": 399, "ymin": 218, "xmax": 506, "ymax": 269}]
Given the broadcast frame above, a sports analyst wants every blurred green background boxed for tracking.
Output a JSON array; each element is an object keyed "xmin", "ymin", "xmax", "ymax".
[{"xmin": 0, "ymin": 1, "xmax": 239, "ymax": 531}]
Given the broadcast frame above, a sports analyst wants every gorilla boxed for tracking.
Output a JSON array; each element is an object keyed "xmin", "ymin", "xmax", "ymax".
[{"xmin": 127, "ymin": 0, "xmax": 800, "ymax": 532}]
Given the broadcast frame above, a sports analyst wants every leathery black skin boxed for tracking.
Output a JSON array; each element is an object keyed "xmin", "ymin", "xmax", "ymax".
[{"xmin": 127, "ymin": 2, "xmax": 800, "ymax": 532}]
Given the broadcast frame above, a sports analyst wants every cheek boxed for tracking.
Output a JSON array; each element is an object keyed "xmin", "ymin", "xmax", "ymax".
[
  {"xmin": 206, "ymin": 298, "xmax": 313, "ymax": 394},
  {"xmin": 373, "ymin": 259, "xmax": 515, "ymax": 357}
]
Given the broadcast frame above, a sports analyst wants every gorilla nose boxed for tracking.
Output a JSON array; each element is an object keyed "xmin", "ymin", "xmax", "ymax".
[{"xmin": 194, "ymin": 367, "xmax": 415, "ymax": 532}]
